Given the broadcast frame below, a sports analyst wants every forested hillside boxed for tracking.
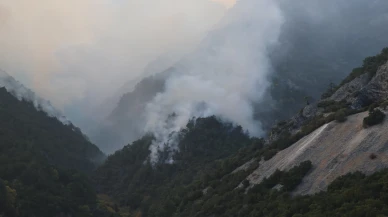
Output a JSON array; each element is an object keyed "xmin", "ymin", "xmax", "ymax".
[
  {"xmin": 0, "ymin": 87, "xmax": 115, "ymax": 217},
  {"xmin": 93, "ymin": 116, "xmax": 258, "ymax": 216},
  {"xmin": 0, "ymin": 87, "xmax": 105, "ymax": 172}
]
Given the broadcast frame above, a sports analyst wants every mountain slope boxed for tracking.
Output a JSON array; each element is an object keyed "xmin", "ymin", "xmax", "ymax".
[
  {"xmin": 0, "ymin": 69, "xmax": 70, "ymax": 124},
  {"xmin": 94, "ymin": 48, "xmax": 388, "ymax": 217},
  {"xmin": 0, "ymin": 76, "xmax": 113, "ymax": 217},
  {"xmin": 0, "ymin": 87, "xmax": 105, "ymax": 172},
  {"xmin": 93, "ymin": 116, "xmax": 256, "ymax": 216},
  {"xmin": 91, "ymin": 70, "xmax": 169, "ymax": 153},
  {"xmin": 247, "ymin": 110, "xmax": 388, "ymax": 195},
  {"xmin": 243, "ymin": 49, "xmax": 388, "ymax": 191}
]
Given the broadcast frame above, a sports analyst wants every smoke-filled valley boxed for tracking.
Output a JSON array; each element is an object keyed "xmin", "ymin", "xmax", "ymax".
[
  {"xmin": 90, "ymin": 0, "xmax": 388, "ymax": 154},
  {"xmin": 2, "ymin": 0, "xmax": 388, "ymax": 216},
  {"xmin": 2, "ymin": 0, "xmax": 388, "ymax": 154}
]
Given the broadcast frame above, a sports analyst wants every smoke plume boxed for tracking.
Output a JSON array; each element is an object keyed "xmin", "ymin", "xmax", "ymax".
[
  {"xmin": 144, "ymin": 0, "xmax": 284, "ymax": 163},
  {"xmin": 2, "ymin": 0, "xmax": 388, "ymax": 159}
]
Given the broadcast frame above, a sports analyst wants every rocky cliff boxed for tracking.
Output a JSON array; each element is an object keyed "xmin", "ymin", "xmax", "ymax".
[
  {"xmin": 247, "ymin": 110, "xmax": 388, "ymax": 195},
  {"xmin": 268, "ymin": 58, "xmax": 388, "ymax": 143},
  {"xmin": 244, "ymin": 59, "xmax": 388, "ymax": 195}
]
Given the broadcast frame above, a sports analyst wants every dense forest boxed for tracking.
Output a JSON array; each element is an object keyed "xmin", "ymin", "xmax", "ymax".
[
  {"xmin": 93, "ymin": 116, "xmax": 257, "ymax": 216},
  {"xmin": 0, "ymin": 88, "xmax": 117, "ymax": 217}
]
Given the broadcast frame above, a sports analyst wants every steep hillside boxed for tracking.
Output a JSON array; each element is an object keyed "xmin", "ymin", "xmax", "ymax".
[
  {"xmin": 0, "ymin": 69, "xmax": 70, "ymax": 124},
  {"xmin": 247, "ymin": 110, "xmax": 388, "ymax": 195},
  {"xmin": 93, "ymin": 116, "xmax": 257, "ymax": 216},
  {"xmin": 243, "ymin": 48, "xmax": 388, "ymax": 191},
  {"xmin": 94, "ymin": 48, "xmax": 388, "ymax": 217},
  {"xmin": 0, "ymin": 87, "xmax": 105, "ymax": 172},
  {"xmin": 0, "ymin": 79, "xmax": 113, "ymax": 217}
]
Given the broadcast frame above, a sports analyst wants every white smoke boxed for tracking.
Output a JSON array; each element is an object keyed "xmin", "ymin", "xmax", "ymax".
[
  {"xmin": 0, "ymin": 69, "xmax": 70, "ymax": 124},
  {"xmin": 144, "ymin": 0, "xmax": 284, "ymax": 163},
  {"xmin": 0, "ymin": 0, "xmax": 231, "ymax": 110},
  {"xmin": 0, "ymin": 0, "xmax": 237, "ymax": 137}
]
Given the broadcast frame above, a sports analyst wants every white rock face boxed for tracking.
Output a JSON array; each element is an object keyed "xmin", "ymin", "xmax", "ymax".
[
  {"xmin": 0, "ymin": 69, "xmax": 70, "ymax": 124},
  {"xmin": 246, "ymin": 111, "xmax": 388, "ymax": 195}
]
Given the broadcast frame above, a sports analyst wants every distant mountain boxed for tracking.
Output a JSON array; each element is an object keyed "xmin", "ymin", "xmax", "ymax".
[
  {"xmin": 90, "ymin": 68, "xmax": 172, "ymax": 153},
  {"xmin": 0, "ymin": 72, "xmax": 112, "ymax": 217}
]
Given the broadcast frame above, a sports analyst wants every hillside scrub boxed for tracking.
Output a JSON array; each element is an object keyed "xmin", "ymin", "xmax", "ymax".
[
  {"xmin": 321, "ymin": 48, "xmax": 388, "ymax": 99},
  {"xmin": 334, "ymin": 109, "xmax": 348, "ymax": 122},
  {"xmin": 363, "ymin": 108, "xmax": 386, "ymax": 128},
  {"xmin": 318, "ymin": 100, "xmax": 349, "ymax": 113}
]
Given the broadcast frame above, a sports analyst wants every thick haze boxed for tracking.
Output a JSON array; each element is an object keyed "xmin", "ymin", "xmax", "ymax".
[
  {"xmin": 1, "ymin": 0, "xmax": 388, "ymax": 157},
  {"xmin": 0, "ymin": 0, "xmax": 233, "ymax": 111}
]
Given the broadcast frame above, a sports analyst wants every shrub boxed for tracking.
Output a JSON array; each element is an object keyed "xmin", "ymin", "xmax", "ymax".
[
  {"xmin": 263, "ymin": 149, "xmax": 278, "ymax": 161},
  {"xmin": 369, "ymin": 153, "xmax": 377, "ymax": 160},
  {"xmin": 334, "ymin": 109, "xmax": 347, "ymax": 122},
  {"xmin": 363, "ymin": 109, "xmax": 386, "ymax": 128},
  {"xmin": 318, "ymin": 100, "xmax": 349, "ymax": 113},
  {"xmin": 368, "ymin": 103, "xmax": 379, "ymax": 112},
  {"xmin": 380, "ymin": 101, "xmax": 388, "ymax": 110},
  {"xmin": 242, "ymin": 179, "xmax": 250, "ymax": 188},
  {"xmin": 321, "ymin": 48, "xmax": 388, "ymax": 99}
]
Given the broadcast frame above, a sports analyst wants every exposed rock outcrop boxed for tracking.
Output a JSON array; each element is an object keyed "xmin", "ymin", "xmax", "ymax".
[
  {"xmin": 356, "ymin": 63, "xmax": 388, "ymax": 106},
  {"xmin": 247, "ymin": 111, "xmax": 388, "ymax": 195},
  {"xmin": 267, "ymin": 61, "xmax": 388, "ymax": 144},
  {"xmin": 249, "ymin": 61, "xmax": 388, "ymax": 195},
  {"xmin": 330, "ymin": 61, "xmax": 388, "ymax": 109},
  {"xmin": 330, "ymin": 74, "xmax": 370, "ymax": 103}
]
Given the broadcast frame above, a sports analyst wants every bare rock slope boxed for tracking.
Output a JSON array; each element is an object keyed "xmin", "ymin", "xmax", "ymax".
[
  {"xmin": 245, "ymin": 60, "xmax": 388, "ymax": 195},
  {"xmin": 248, "ymin": 111, "xmax": 388, "ymax": 195},
  {"xmin": 268, "ymin": 60, "xmax": 388, "ymax": 143}
]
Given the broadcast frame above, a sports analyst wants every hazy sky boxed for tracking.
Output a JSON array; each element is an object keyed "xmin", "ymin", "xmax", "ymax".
[
  {"xmin": 0, "ymin": 0, "xmax": 235, "ymax": 110},
  {"xmin": 212, "ymin": 0, "xmax": 237, "ymax": 8}
]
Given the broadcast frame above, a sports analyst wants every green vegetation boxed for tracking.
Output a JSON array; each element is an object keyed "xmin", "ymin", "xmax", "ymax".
[
  {"xmin": 94, "ymin": 101, "xmax": 373, "ymax": 216},
  {"xmin": 343, "ymin": 47, "xmax": 388, "ymax": 84},
  {"xmin": 317, "ymin": 100, "xmax": 349, "ymax": 113},
  {"xmin": 94, "ymin": 116, "xmax": 260, "ymax": 217},
  {"xmin": 380, "ymin": 100, "xmax": 388, "ymax": 109},
  {"xmin": 97, "ymin": 141, "xmax": 388, "ymax": 217},
  {"xmin": 334, "ymin": 109, "xmax": 348, "ymax": 122},
  {"xmin": 0, "ymin": 88, "xmax": 114, "ymax": 217},
  {"xmin": 363, "ymin": 108, "xmax": 386, "ymax": 128},
  {"xmin": 97, "ymin": 134, "xmax": 388, "ymax": 217},
  {"xmin": 321, "ymin": 47, "xmax": 388, "ymax": 99},
  {"xmin": 0, "ymin": 88, "xmax": 105, "ymax": 172}
]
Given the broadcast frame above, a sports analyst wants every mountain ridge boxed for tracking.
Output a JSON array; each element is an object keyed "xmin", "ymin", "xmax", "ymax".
[{"xmin": 0, "ymin": 69, "xmax": 70, "ymax": 125}]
